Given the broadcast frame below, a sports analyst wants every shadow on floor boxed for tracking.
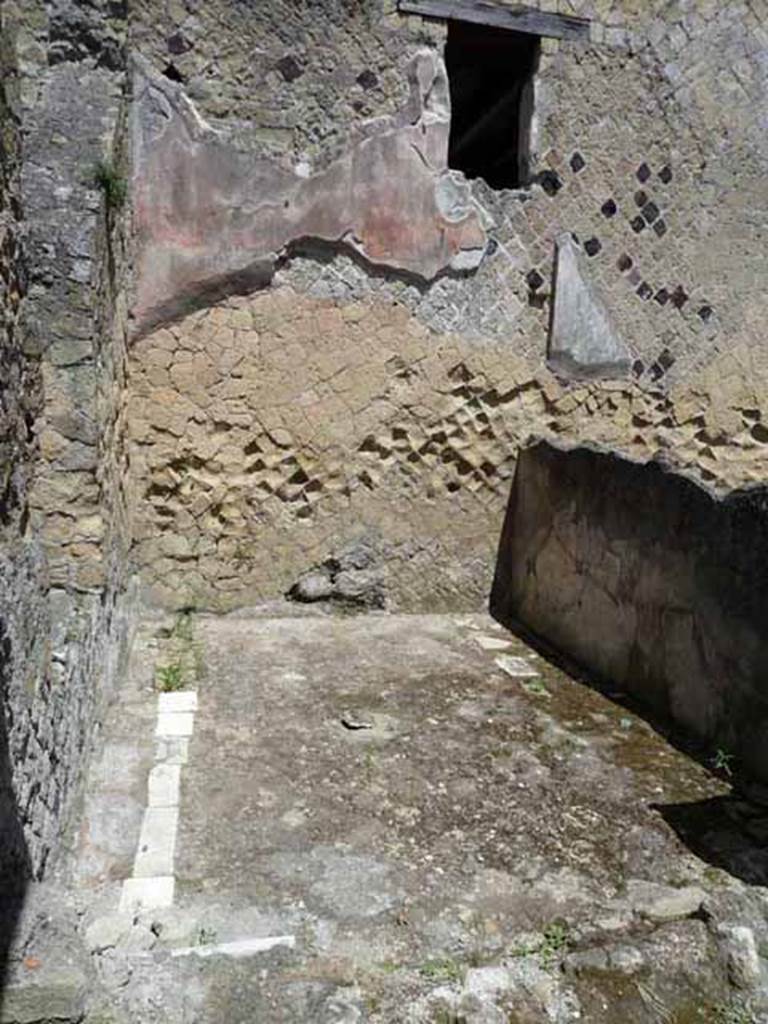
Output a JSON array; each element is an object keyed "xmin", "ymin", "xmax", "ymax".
[
  {"xmin": 655, "ymin": 795, "xmax": 768, "ymax": 887},
  {"xmin": 491, "ymin": 607, "xmax": 768, "ymax": 887},
  {"xmin": 0, "ymin": 621, "xmax": 31, "ymax": 1016}
]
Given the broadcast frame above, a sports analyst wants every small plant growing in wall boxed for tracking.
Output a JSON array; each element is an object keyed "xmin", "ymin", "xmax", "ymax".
[
  {"xmin": 92, "ymin": 157, "xmax": 127, "ymax": 211},
  {"xmin": 712, "ymin": 747, "xmax": 735, "ymax": 777},
  {"xmin": 512, "ymin": 920, "xmax": 571, "ymax": 967}
]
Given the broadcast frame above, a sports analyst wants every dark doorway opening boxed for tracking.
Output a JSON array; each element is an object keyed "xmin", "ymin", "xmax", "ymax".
[{"xmin": 446, "ymin": 20, "xmax": 539, "ymax": 190}]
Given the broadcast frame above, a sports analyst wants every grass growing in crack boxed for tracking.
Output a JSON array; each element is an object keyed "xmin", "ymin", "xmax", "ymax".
[
  {"xmin": 418, "ymin": 957, "xmax": 464, "ymax": 984},
  {"xmin": 521, "ymin": 677, "xmax": 550, "ymax": 699},
  {"xmin": 378, "ymin": 959, "xmax": 400, "ymax": 975},
  {"xmin": 713, "ymin": 999, "xmax": 757, "ymax": 1024},
  {"xmin": 538, "ymin": 921, "xmax": 570, "ymax": 965},
  {"xmin": 364, "ymin": 994, "xmax": 381, "ymax": 1015},
  {"xmin": 432, "ymin": 1011, "xmax": 467, "ymax": 1024},
  {"xmin": 154, "ymin": 612, "xmax": 204, "ymax": 692},
  {"xmin": 92, "ymin": 158, "xmax": 127, "ymax": 210},
  {"xmin": 512, "ymin": 921, "xmax": 571, "ymax": 966},
  {"xmin": 197, "ymin": 926, "xmax": 217, "ymax": 946},
  {"xmin": 156, "ymin": 661, "xmax": 185, "ymax": 692}
]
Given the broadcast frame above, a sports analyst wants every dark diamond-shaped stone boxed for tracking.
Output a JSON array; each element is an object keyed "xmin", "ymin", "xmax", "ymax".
[
  {"xmin": 659, "ymin": 165, "xmax": 673, "ymax": 184},
  {"xmin": 634, "ymin": 189, "xmax": 648, "ymax": 207},
  {"xmin": 167, "ymin": 31, "xmax": 192, "ymax": 55},
  {"xmin": 632, "ymin": 359, "xmax": 645, "ymax": 377},
  {"xmin": 655, "ymin": 288, "xmax": 669, "ymax": 305},
  {"xmin": 584, "ymin": 237, "xmax": 601, "ymax": 257},
  {"xmin": 485, "ymin": 239, "xmax": 498, "ymax": 257},
  {"xmin": 570, "ymin": 152, "xmax": 586, "ymax": 173},
  {"xmin": 637, "ymin": 281, "xmax": 653, "ymax": 300},
  {"xmin": 642, "ymin": 201, "xmax": 660, "ymax": 224},
  {"xmin": 631, "ymin": 216, "xmax": 646, "ymax": 234},
  {"xmin": 356, "ymin": 69, "xmax": 378, "ymax": 90},
  {"xmin": 276, "ymin": 54, "xmax": 304, "ymax": 82},
  {"xmin": 637, "ymin": 162, "xmax": 651, "ymax": 183},
  {"xmin": 658, "ymin": 348, "xmax": 675, "ymax": 370},
  {"xmin": 653, "ymin": 218, "xmax": 668, "ymax": 238},
  {"xmin": 671, "ymin": 285, "xmax": 688, "ymax": 309},
  {"xmin": 162, "ymin": 62, "xmax": 185, "ymax": 83},
  {"xmin": 649, "ymin": 362, "xmax": 664, "ymax": 381},
  {"xmin": 540, "ymin": 170, "xmax": 563, "ymax": 196},
  {"xmin": 601, "ymin": 198, "xmax": 617, "ymax": 218},
  {"xmin": 698, "ymin": 305, "xmax": 713, "ymax": 321},
  {"xmin": 617, "ymin": 253, "xmax": 633, "ymax": 272},
  {"xmin": 527, "ymin": 269, "xmax": 544, "ymax": 291}
]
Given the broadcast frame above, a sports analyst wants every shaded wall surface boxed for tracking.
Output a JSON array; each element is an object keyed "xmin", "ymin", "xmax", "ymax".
[{"xmin": 491, "ymin": 440, "xmax": 768, "ymax": 782}]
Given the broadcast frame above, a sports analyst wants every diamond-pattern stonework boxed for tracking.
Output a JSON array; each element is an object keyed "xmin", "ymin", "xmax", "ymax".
[{"xmin": 130, "ymin": 289, "xmax": 768, "ymax": 612}]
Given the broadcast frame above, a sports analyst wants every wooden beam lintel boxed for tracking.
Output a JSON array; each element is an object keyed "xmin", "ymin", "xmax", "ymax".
[{"xmin": 397, "ymin": 0, "xmax": 590, "ymax": 42}]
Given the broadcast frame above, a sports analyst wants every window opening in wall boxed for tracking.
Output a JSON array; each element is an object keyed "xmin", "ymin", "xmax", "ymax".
[{"xmin": 446, "ymin": 20, "xmax": 539, "ymax": 190}]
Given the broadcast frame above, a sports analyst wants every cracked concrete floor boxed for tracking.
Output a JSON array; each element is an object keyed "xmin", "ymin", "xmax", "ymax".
[{"xmin": 73, "ymin": 609, "xmax": 768, "ymax": 1023}]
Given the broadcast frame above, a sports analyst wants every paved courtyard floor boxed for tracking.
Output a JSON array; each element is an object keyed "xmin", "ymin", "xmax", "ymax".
[{"xmin": 71, "ymin": 608, "xmax": 768, "ymax": 1023}]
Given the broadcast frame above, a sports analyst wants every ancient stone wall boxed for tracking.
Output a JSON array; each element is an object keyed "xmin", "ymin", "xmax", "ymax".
[
  {"xmin": 0, "ymin": 0, "xmax": 134, "ymax": 878},
  {"xmin": 128, "ymin": 288, "xmax": 768, "ymax": 611},
  {"xmin": 126, "ymin": 0, "xmax": 768, "ymax": 612},
  {"xmin": 490, "ymin": 438, "xmax": 768, "ymax": 783},
  {"xmin": 0, "ymin": 4, "xmax": 43, "ymax": 884}
]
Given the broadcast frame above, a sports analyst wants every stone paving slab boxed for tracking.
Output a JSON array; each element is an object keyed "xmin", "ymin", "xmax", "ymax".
[{"xmin": 70, "ymin": 610, "xmax": 768, "ymax": 1023}]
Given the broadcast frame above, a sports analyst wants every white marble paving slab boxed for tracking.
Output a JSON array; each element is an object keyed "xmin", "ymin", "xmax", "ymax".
[
  {"xmin": 475, "ymin": 635, "xmax": 513, "ymax": 651},
  {"xmin": 495, "ymin": 654, "xmax": 540, "ymax": 678},
  {"xmin": 158, "ymin": 691, "xmax": 198, "ymax": 713},
  {"xmin": 155, "ymin": 736, "xmax": 190, "ymax": 765},
  {"xmin": 133, "ymin": 806, "xmax": 179, "ymax": 877},
  {"xmin": 171, "ymin": 935, "xmax": 296, "ymax": 959},
  {"xmin": 156, "ymin": 711, "xmax": 195, "ymax": 737},
  {"xmin": 148, "ymin": 763, "xmax": 182, "ymax": 808},
  {"xmin": 120, "ymin": 875, "xmax": 175, "ymax": 913}
]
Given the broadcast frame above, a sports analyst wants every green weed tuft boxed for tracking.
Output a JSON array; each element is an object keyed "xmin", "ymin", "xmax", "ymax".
[
  {"xmin": 92, "ymin": 158, "xmax": 127, "ymax": 210},
  {"xmin": 156, "ymin": 661, "xmax": 184, "ymax": 692},
  {"xmin": 418, "ymin": 957, "xmax": 464, "ymax": 984}
]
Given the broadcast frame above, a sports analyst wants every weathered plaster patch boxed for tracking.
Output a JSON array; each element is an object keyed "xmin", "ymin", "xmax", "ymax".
[
  {"xmin": 548, "ymin": 233, "xmax": 631, "ymax": 379},
  {"xmin": 131, "ymin": 50, "xmax": 487, "ymax": 334}
]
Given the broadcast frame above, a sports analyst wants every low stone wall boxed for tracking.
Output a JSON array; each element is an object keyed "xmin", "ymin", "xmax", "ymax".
[{"xmin": 491, "ymin": 439, "xmax": 768, "ymax": 782}]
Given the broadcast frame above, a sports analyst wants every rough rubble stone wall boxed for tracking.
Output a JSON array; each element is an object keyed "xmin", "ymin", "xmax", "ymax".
[
  {"xmin": 0, "ymin": 5, "xmax": 44, "ymax": 880},
  {"xmin": 0, "ymin": 0, "xmax": 133, "ymax": 877},
  {"xmin": 126, "ymin": 0, "xmax": 768, "ymax": 612}
]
